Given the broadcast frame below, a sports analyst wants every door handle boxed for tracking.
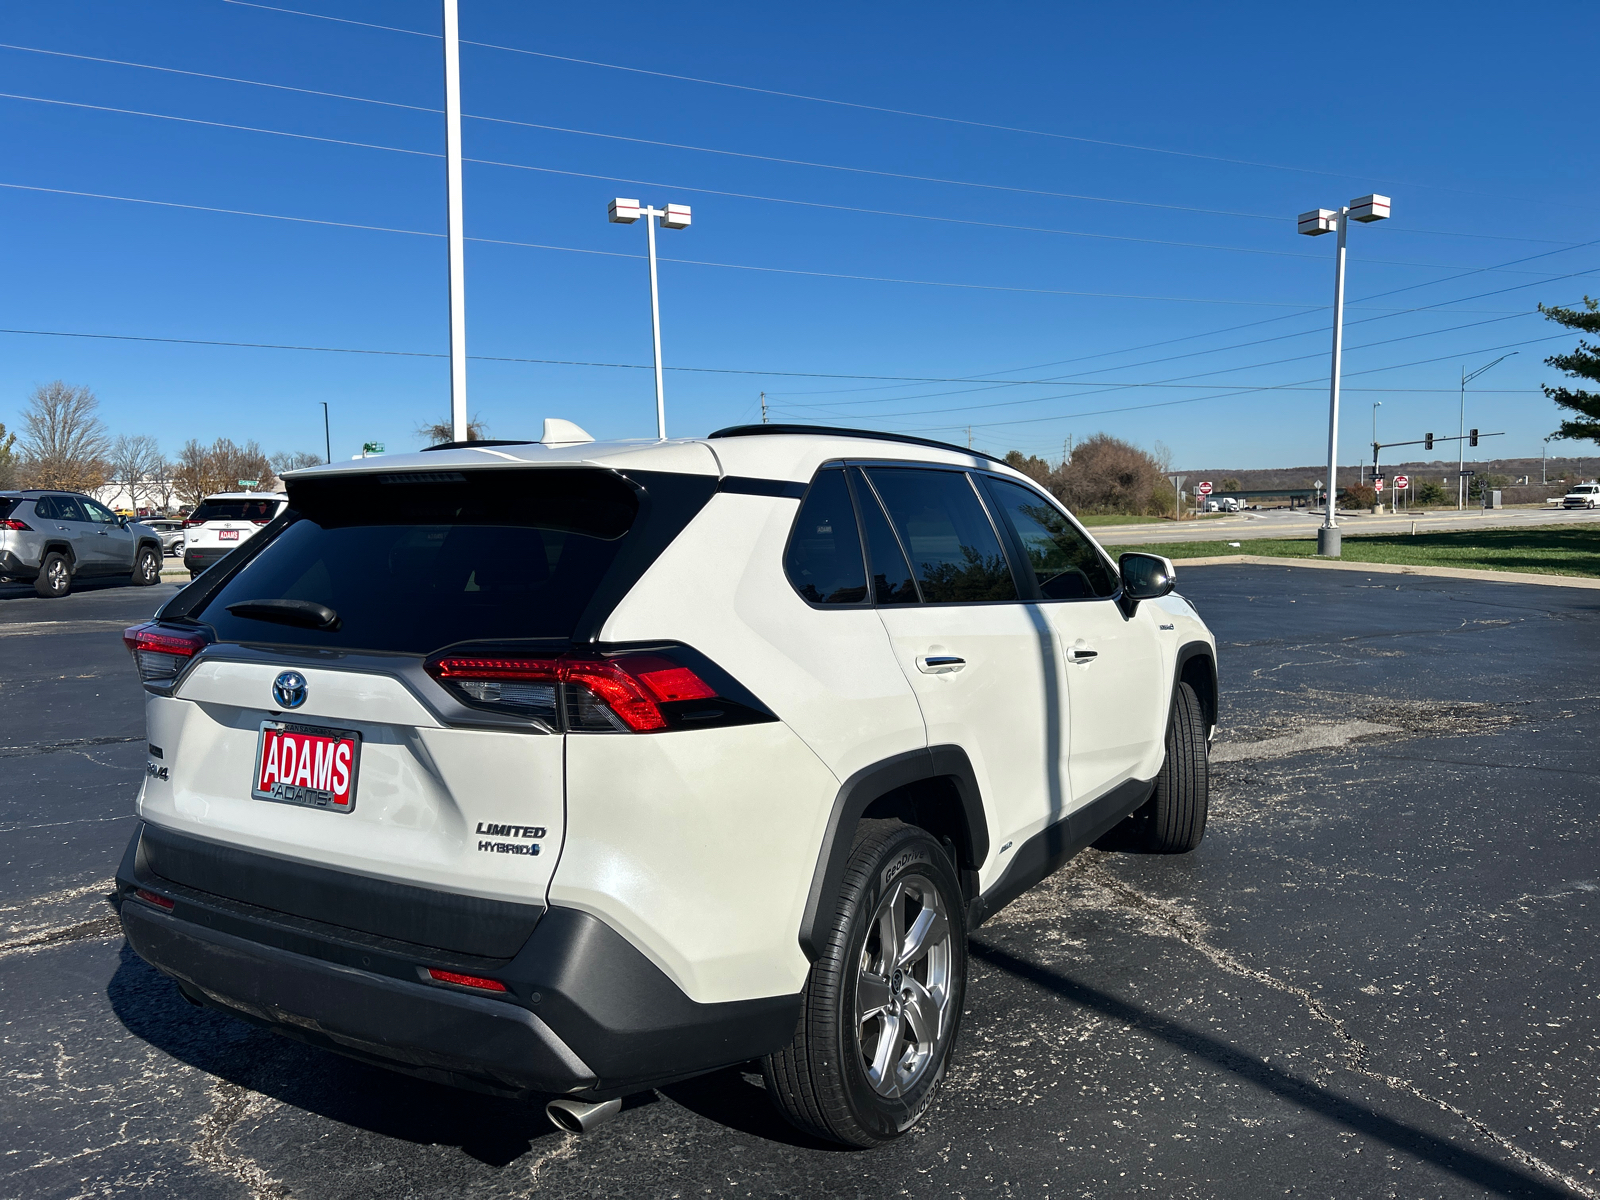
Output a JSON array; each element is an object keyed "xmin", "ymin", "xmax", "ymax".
[
  {"xmin": 1066, "ymin": 647, "xmax": 1099, "ymax": 663},
  {"xmin": 916, "ymin": 655, "xmax": 966, "ymax": 674}
]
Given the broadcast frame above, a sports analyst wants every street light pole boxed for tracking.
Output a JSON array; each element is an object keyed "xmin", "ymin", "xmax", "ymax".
[
  {"xmin": 1298, "ymin": 195, "xmax": 1390, "ymax": 557},
  {"xmin": 609, "ymin": 199, "xmax": 692, "ymax": 440},
  {"xmin": 1543, "ymin": 436, "xmax": 1552, "ymax": 485},
  {"xmin": 1457, "ymin": 351, "xmax": 1517, "ymax": 509},
  {"xmin": 442, "ymin": 0, "xmax": 468, "ymax": 443},
  {"xmin": 1371, "ymin": 401, "xmax": 1382, "ymax": 496},
  {"xmin": 321, "ymin": 401, "xmax": 331, "ymax": 464}
]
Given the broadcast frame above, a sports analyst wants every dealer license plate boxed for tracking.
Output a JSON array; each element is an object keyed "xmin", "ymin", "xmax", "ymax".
[
  {"xmin": 219, "ymin": 529, "xmax": 240, "ymax": 541},
  {"xmin": 251, "ymin": 721, "xmax": 360, "ymax": 812}
]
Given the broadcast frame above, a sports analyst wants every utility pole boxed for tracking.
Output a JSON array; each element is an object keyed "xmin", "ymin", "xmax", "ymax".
[
  {"xmin": 966, "ymin": 426, "xmax": 973, "ymax": 449},
  {"xmin": 1543, "ymin": 437, "xmax": 1551, "ymax": 485},
  {"xmin": 442, "ymin": 0, "xmax": 468, "ymax": 444},
  {"xmin": 1458, "ymin": 352, "xmax": 1517, "ymax": 509},
  {"xmin": 320, "ymin": 401, "xmax": 331, "ymax": 464},
  {"xmin": 760, "ymin": 392, "xmax": 768, "ymax": 424}
]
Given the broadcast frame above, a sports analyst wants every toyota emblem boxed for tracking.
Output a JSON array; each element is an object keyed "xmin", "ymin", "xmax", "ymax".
[{"xmin": 272, "ymin": 671, "xmax": 308, "ymax": 710}]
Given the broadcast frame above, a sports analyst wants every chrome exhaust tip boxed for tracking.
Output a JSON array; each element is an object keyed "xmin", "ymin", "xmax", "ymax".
[{"xmin": 545, "ymin": 1096, "xmax": 621, "ymax": 1134}]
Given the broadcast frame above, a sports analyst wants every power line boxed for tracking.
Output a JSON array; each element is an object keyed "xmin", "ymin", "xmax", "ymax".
[
  {"xmin": 5, "ymin": 40, "xmax": 1578, "ymax": 249},
  {"xmin": 217, "ymin": 0, "xmax": 1592, "ymax": 212}
]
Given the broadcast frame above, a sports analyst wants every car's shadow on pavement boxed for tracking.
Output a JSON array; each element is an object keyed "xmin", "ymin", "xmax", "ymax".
[{"xmin": 107, "ymin": 944, "xmax": 840, "ymax": 1162}]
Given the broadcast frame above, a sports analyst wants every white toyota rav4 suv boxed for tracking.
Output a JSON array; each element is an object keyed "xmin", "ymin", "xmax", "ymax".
[{"xmin": 117, "ymin": 424, "xmax": 1216, "ymax": 1147}]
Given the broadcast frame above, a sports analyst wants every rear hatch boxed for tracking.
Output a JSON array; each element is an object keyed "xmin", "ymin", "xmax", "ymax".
[
  {"xmin": 185, "ymin": 496, "xmax": 281, "ymax": 552},
  {"xmin": 133, "ymin": 465, "xmax": 713, "ymax": 945}
]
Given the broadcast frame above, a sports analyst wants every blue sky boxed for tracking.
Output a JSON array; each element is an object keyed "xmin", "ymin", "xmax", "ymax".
[{"xmin": 2, "ymin": 1, "xmax": 1595, "ymax": 469}]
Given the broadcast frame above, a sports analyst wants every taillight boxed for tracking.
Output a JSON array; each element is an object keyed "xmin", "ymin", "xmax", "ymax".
[
  {"xmin": 0, "ymin": 518, "xmax": 31, "ymax": 531},
  {"xmin": 123, "ymin": 622, "xmax": 209, "ymax": 682},
  {"xmin": 426, "ymin": 650, "xmax": 724, "ymax": 732},
  {"xmin": 426, "ymin": 968, "xmax": 507, "ymax": 992},
  {"xmin": 251, "ymin": 519, "xmax": 272, "ymax": 525},
  {"xmin": 182, "ymin": 518, "xmax": 203, "ymax": 528}
]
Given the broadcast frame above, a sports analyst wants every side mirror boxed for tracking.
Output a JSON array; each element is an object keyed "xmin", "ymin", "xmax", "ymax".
[
  {"xmin": 1118, "ymin": 552, "xmax": 1176, "ymax": 601},
  {"xmin": 117, "ymin": 515, "xmax": 129, "ymax": 528}
]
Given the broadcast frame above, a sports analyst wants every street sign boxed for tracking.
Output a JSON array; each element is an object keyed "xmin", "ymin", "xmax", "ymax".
[
  {"xmin": 1373, "ymin": 477, "xmax": 1384, "ymax": 491},
  {"xmin": 362, "ymin": 442, "xmax": 385, "ymax": 455},
  {"xmin": 237, "ymin": 479, "xmax": 258, "ymax": 487},
  {"xmin": 1196, "ymin": 481, "xmax": 1213, "ymax": 496},
  {"xmin": 1394, "ymin": 475, "xmax": 1409, "ymax": 489}
]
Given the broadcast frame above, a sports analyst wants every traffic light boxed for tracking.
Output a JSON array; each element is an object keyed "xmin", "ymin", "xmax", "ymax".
[
  {"xmin": 1470, "ymin": 428, "xmax": 1479, "ymax": 447},
  {"xmin": 1424, "ymin": 433, "xmax": 1434, "ymax": 450}
]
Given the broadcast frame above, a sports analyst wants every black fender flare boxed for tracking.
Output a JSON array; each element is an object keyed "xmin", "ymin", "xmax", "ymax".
[
  {"xmin": 1172, "ymin": 640, "xmax": 1218, "ymax": 733},
  {"xmin": 40, "ymin": 540, "xmax": 76, "ymax": 570},
  {"xmin": 797, "ymin": 745, "xmax": 988, "ymax": 961},
  {"xmin": 135, "ymin": 536, "xmax": 163, "ymax": 559}
]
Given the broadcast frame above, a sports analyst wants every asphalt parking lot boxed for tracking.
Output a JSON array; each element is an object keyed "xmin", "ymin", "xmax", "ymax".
[{"xmin": 2, "ymin": 565, "xmax": 1596, "ymax": 1199}]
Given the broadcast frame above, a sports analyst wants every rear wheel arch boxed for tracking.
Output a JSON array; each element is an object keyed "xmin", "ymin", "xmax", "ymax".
[
  {"xmin": 41, "ymin": 540, "xmax": 76, "ymax": 568},
  {"xmin": 798, "ymin": 746, "xmax": 988, "ymax": 962}
]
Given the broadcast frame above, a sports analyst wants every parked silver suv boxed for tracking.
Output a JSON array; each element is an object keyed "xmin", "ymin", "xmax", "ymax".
[{"xmin": 0, "ymin": 490, "xmax": 165, "ymax": 597}]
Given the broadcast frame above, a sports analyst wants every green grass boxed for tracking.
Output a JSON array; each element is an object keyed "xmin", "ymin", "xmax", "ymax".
[{"xmin": 1121, "ymin": 524, "xmax": 1600, "ymax": 578}]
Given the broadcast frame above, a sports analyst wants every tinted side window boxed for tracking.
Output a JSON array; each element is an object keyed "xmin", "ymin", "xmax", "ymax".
[
  {"xmin": 53, "ymin": 496, "xmax": 87, "ymax": 522},
  {"xmin": 784, "ymin": 469, "xmax": 867, "ymax": 605},
  {"xmin": 851, "ymin": 469, "xmax": 919, "ymax": 605},
  {"xmin": 865, "ymin": 468, "xmax": 1018, "ymax": 603},
  {"xmin": 983, "ymin": 477, "xmax": 1119, "ymax": 599}
]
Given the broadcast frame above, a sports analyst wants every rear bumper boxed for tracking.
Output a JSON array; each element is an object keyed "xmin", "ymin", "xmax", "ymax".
[
  {"xmin": 0, "ymin": 549, "xmax": 39, "ymax": 581},
  {"xmin": 117, "ymin": 822, "xmax": 800, "ymax": 1099},
  {"xmin": 182, "ymin": 547, "xmax": 231, "ymax": 573}
]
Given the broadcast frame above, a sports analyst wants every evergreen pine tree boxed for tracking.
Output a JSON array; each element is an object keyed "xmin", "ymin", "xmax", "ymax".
[{"xmin": 1541, "ymin": 297, "xmax": 1600, "ymax": 442}]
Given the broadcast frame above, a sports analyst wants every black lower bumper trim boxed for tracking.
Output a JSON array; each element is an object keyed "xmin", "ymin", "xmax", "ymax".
[
  {"xmin": 118, "ymin": 822, "xmax": 803, "ymax": 1098},
  {"xmin": 0, "ymin": 550, "xmax": 38, "ymax": 582},
  {"xmin": 121, "ymin": 900, "xmax": 596, "ymax": 1097}
]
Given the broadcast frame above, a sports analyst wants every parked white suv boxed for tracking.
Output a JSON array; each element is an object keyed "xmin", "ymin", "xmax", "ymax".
[
  {"xmin": 117, "ymin": 425, "xmax": 1216, "ymax": 1147},
  {"xmin": 182, "ymin": 492, "xmax": 288, "ymax": 578}
]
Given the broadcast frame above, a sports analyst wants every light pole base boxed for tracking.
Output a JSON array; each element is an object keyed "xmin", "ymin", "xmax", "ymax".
[{"xmin": 1317, "ymin": 527, "xmax": 1342, "ymax": 557}]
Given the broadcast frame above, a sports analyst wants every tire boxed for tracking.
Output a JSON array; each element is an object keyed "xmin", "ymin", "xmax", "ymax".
[
  {"xmin": 133, "ymin": 546, "xmax": 161, "ymax": 586},
  {"xmin": 34, "ymin": 552, "xmax": 71, "ymax": 599},
  {"xmin": 763, "ymin": 820, "xmax": 967, "ymax": 1148},
  {"xmin": 1138, "ymin": 680, "xmax": 1210, "ymax": 853}
]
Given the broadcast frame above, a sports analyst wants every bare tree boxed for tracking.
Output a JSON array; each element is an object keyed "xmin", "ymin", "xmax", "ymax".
[
  {"xmin": 108, "ymin": 433, "xmax": 164, "ymax": 511},
  {"xmin": 271, "ymin": 450, "xmax": 325, "ymax": 475},
  {"xmin": 150, "ymin": 460, "xmax": 179, "ymax": 513},
  {"xmin": 0, "ymin": 422, "xmax": 17, "ymax": 490},
  {"xmin": 173, "ymin": 438, "xmax": 278, "ymax": 507},
  {"xmin": 416, "ymin": 415, "xmax": 489, "ymax": 446},
  {"xmin": 17, "ymin": 381, "xmax": 111, "ymax": 491}
]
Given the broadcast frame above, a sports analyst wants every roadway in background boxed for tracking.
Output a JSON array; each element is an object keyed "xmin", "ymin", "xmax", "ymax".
[{"xmin": 1096, "ymin": 504, "xmax": 1600, "ymax": 545}]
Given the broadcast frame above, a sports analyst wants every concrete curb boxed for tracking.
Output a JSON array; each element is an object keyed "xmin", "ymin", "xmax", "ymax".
[{"xmin": 1173, "ymin": 554, "xmax": 1600, "ymax": 590}]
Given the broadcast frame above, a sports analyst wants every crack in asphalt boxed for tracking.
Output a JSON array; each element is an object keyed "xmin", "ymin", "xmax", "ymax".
[
  {"xmin": 0, "ymin": 913, "xmax": 122, "ymax": 959},
  {"xmin": 191, "ymin": 1078, "xmax": 293, "ymax": 1200},
  {"xmin": 0, "ymin": 735, "xmax": 143, "ymax": 760},
  {"xmin": 1079, "ymin": 859, "xmax": 1600, "ymax": 1200},
  {"xmin": 521, "ymin": 1132, "xmax": 579, "ymax": 1195}
]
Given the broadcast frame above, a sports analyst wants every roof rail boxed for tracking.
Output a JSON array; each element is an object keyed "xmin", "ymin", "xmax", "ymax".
[
  {"xmin": 707, "ymin": 424, "xmax": 1005, "ymax": 465},
  {"xmin": 419, "ymin": 439, "xmax": 536, "ymax": 453}
]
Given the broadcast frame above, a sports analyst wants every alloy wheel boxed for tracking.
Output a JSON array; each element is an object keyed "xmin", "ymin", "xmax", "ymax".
[
  {"xmin": 48, "ymin": 559, "xmax": 68, "ymax": 592},
  {"xmin": 855, "ymin": 873, "xmax": 954, "ymax": 1098}
]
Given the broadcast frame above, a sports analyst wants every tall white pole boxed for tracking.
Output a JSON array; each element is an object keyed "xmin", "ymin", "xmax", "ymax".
[
  {"xmin": 1457, "ymin": 367, "xmax": 1467, "ymax": 511},
  {"xmin": 646, "ymin": 210, "xmax": 666, "ymax": 439},
  {"xmin": 442, "ymin": 0, "xmax": 468, "ymax": 443},
  {"xmin": 1319, "ymin": 207, "xmax": 1349, "ymax": 553}
]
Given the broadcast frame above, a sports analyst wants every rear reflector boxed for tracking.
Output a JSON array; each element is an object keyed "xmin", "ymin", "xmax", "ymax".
[
  {"xmin": 135, "ymin": 888, "xmax": 175, "ymax": 911},
  {"xmin": 426, "ymin": 651, "xmax": 721, "ymax": 732},
  {"xmin": 426, "ymin": 968, "xmax": 508, "ymax": 992},
  {"xmin": 124, "ymin": 622, "xmax": 209, "ymax": 682}
]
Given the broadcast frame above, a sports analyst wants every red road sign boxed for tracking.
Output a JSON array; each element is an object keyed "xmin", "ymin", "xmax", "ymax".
[
  {"xmin": 1394, "ymin": 475, "xmax": 1409, "ymax": 489},
  {"xmin": 1196, "ymin": 481, "xmax": 1213, "ymax": 495},
  {"xmin": 1373, "ymin": 477, "xmax": 1385, "ymax": 491}
]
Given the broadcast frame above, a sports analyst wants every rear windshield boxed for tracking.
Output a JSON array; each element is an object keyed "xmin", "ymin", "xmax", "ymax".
[
  {"xmin": 191, "ymin": 498, "xmax": 282, "ymax": 522},
  {"xmin": 194, "ymin": 469, "xmax": 644, "ymax": 654}
]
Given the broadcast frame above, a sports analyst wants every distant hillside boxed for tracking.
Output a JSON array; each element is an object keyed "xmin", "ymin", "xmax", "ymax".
[{"xmin": 1175, "ymin": 455, "xmax": 1594, "ymax": 506}]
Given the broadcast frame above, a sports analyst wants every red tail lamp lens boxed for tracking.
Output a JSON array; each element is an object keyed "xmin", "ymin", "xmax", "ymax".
[
  {"xmin": 427, "ymin": 968, "xmax": 507, "ymax": 992},
  {"xmin": 0, "ymin": 518, "xmax": 31, "ymax": 531},
  {"xmin": 425, "ymin": 652, "xmax": 718, "ymax": 732},
  {"xmin": 124, "ymin": 623, "xmax": 209, "ymax": 682},
  {"xmin": 182, "ymin": 518, "xmax": 203, "ymax": 528},
  {"xmin": 135, "ymin": 888, "xmax": 175, "ymax": 911}
]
